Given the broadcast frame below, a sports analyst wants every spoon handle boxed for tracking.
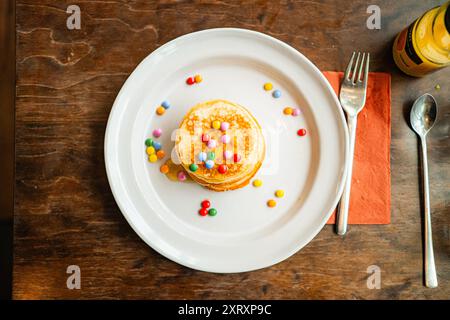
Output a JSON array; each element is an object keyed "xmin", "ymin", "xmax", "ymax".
[{"xmin": 421, "ymin": 137, "xmax": 438, "ymax": 288}]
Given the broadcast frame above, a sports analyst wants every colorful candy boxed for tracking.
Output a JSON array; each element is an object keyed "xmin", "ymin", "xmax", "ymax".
[
  {"xmin": 189, "ymin": 163, "xmax": 198, "ymax": 172},
  {"xmin": 275, "ymin": 189, "xmax": 285, "ymax": 198},
  {"xmin": 156, "ymin": 106, "xmax": 165, "ymax": 115},
  {"xmin": 292, "ymin": 108, "xmax": 301, "ymax": 116},
  {"xmin": 212, "ymin": 120, "xmax": 221, "ymax": 130},
  {"xmin": 201, "ymin": 133, "xmax": 210, "ymax": 142},
  {"xmin": 220, "ymin": 122, "xmax": 230, "ymax": 131},
  {"xmin": 186, "ymin": 77, "xmax": 195, "ymax": 85},
  {"xmin": 218, "ymin": 164, "xmax": 228, "ymax": 174},
  {"xmin": 160, "ymin": 164, "xmax": 169, "ymax": 174},
  {"xmin": 207, "ymin": 139, "xmax": 217, "ymax": 149},
  {"xmin": 146, "ymin": 146, "xmax": 156, "ymax": 155},
  {"xmin": 153, "ymin": 128, "xmax": 162, "ymax": 138},
  {"xmin": 194, "ymin": 74, "xmax": 202, "ymax": 83},
  {"xmin": 201, "ymin": 200, "xmax": 210, "ymax": 208},
  {"xmin": 297, "ymin": 128, "xmax": 307, "ymax": 136},
  {"xmin": 156, "ymin": 150, "xmax": 165, "ymax": 159},
  {"xmin": 198, "ymin": 152, "xmax": 207, "ymax": 162},
  {"xmin": 283, "ymin": 107, "xmax": 293, "ymax": 115},
  {"xmin": 221, "ymin": 134, "xmax": 231, "ymax": 144},
  {"xmin": 233, "ymin": 153, "xmax": 241, "ymax": 163},
  {"xmin": 145, "ymin": 138, "xmax": 153, "ymax": 147},
  {"xmin": 272, "ymin": 89, "xmax": 281, "ymax": 98},
  {"xmin": 223, "ymin": 150, "xmax": 233, "ymax": 160},
  {"xmin": 267, "ymin": 199, "xmax": 277, "ymax": 207},
  {"xmin": 177, "ymin": 171, "xmax": 187, "ymax": 181},
  {"xmin": 205, "ymin": 160, "xmax": 214, "ymax": 169},
  {"xmin": 263, "ymin": 82, "xmax": 273, "ymax": 91},
  {"xmin": 149, "ymin": 154, "xmax": 158, "ymax": 163},
  {"xmin": 252, "ymin": 179, "xmax": 263, "ymax": 187},
  {"xmin": 207, "ymin": 151, "xmax": 216, "ymax": 160},
  {"xmin": 161, "ymin": 101, "xmax": 171, "ymax": 109},
  {"xmin": 153, "ymin": 141, "xmax": 162, "ymax": 150},
  {"xmin": 198, "ymin": 199, "xmax": 217, "ymax": 218},
  {"xmin": 187, "ymin": 74, "xmax": 202, "ymax": 86}
]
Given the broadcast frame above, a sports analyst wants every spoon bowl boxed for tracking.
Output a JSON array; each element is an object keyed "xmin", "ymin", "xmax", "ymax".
[{"xmin": 410, "ymin": 93, "xmax": 437, "ymax": 138}]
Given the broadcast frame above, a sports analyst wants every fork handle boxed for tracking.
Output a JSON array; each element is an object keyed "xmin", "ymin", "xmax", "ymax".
[{"xmin": 336, "ymin": 115, "xmax": 357, "ymax": 235}]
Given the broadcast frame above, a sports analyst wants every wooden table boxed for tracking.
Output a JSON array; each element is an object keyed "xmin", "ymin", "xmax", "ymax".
[{"xmin": 14, "ymin": 0, "xmax": 450, "ymax": 299}]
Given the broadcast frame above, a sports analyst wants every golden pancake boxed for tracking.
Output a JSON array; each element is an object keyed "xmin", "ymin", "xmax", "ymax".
[{"xmin": 175, "ymin": 99, "xmax": 265, "ymax": 191}]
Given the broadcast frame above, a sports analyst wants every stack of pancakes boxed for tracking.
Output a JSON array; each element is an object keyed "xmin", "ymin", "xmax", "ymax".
[{"xmin": 175, "ymin": 99, "xmax": 265, "ymax": 191}]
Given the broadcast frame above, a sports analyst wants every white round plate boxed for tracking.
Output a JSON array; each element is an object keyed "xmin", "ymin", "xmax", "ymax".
[{"xmin": 105, "ymin": 28, "xmax": 348, "ymax": 273}]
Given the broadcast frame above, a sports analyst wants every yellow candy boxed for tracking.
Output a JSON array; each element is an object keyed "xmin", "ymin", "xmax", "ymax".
[
  {"xmin": 283, "ymin": 107, "xmax": 293, "ymax": 115},
  {"xmin": 149, "ymin": 154, "xmax": 158, "ymax": 163},
  {"xmin": 156, "ymin": 106, "xmax": 165, "ymax": 115},
  {"xmin": 146, "ymin": 146, "xmax": 156, "ymax": 155},
  {"xmin": 212, "ymin": 120, "xmax": 221, "ymax": 129},
  {"xmin": 252, "ymin": 179, "xmax": 263, "ymax": 187},
  {"xmin": 194, "ymin": 74, "xmax": 202, "ymax": 83},
  {"xmin": 156, "ymin": 150, "xmax": 165, "ymax": 159},
  {"xmin": 275, "ymin": 190, "xmax": 285, "ymax": 198},
  {"xmin": 263, "ymin": 82, "xmax": 273, "ymax": 91},
  {"xmin": 267, "ymin": 199, "xmax": 276, "ymax": 207},
  {"xmin": 160, "ymin": 164, "xmax": 169, "ymax": 174}
]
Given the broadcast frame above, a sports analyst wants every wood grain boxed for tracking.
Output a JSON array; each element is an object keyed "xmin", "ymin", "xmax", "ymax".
[
  {"xmin": 0, "ymin": 0, "xmax": 15, "ymax": 300},
  {"xmin": 14, "ymin": 0, "xmax": 450, "ymax": 299}
]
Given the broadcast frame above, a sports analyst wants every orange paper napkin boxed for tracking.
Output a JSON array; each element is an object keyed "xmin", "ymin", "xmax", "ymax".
[{"xmin": 323, "ymin": 72, "xmax": 391, "ymax": 224}]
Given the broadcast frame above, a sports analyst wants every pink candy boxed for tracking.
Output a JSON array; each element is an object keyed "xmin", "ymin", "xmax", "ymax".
[
  {"xmin": 177, "ymin": 171, "xmax": 187, "ymax": 181},
  {"xmin": 220, "ymin": 122, "xmax": 230, "ymax": 131},
  {"xmin": 223, "ymin": 150, "xmax": 233, "ymax": 159},
  {"xmin": 220, "ymin": 134, "xmax": 231, "ymax": 144},
  {"xmin": 153, "ymin": 128, "xmax": 162, "ymax": 138},
  {"xmin": 207, "ymin": 139, "xmax": 217, "ymax": 149},
  {"xmin": 292, "ymin": 108, "xmax": 301, "ymax": 116}
]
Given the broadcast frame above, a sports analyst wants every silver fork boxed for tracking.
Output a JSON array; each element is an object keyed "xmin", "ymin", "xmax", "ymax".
[{"xmin": 336, "ymin": 52, "xmax": 370, "ymax": 235}]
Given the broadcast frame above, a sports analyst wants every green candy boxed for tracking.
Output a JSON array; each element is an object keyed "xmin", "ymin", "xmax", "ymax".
[
  {"xmin": 207, "ymin": 151, "xmax": 215, "ymax": 160},
  {"xmin": 189, "ymin": 163, "xmax": 198, "ymax": 172},
  {"xmin": 208, "ymin": 208, "xmax": 217, "ymax": 216},
  {"xmin": 145, "ymin": 138, "xmax": 153, "ymax": 147}
]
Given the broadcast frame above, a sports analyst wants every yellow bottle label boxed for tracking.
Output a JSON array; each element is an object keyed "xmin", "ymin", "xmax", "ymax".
[{"xmin": 393, "ymin": 3, "xmax": 450, "ymax": 77}]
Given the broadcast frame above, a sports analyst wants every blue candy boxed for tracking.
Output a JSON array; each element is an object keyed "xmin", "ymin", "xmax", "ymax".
[
  {"xmin": 153, "ymin": 141, "xmax": 162, "ymax": 150},
  {"xmin": 205, "ymin": 160, "xmax": 214, "ymax": 169},
  {"xmin": 198, "ymin": 152, "xmax": 207, "ymax": 162},
  {"xmin": 272, "ymin": 89, "xmax": 281, "ymax": 98},
  {"xmin": 161, "ymin": 100, "xmax": 171, "ymax": 109}
]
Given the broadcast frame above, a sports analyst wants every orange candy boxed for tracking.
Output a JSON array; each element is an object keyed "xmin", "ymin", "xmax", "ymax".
[
  {"xmin": 156, "ymin": 106, "xmax": 165, "ymax": 115},
  {"xmin": 194, "ymin": 74, "xmax": 202, "ymax": 83},
  {"xmin": 156, "ymin": 150, "xmax": 165, "ymax": 159},
  {"xmin": 283, "ymin": 107, "xmax": 293, "ymax": 115},
  {"xmin": 160, "ymin": 164, "xmax": 169, "ymax": 174}
]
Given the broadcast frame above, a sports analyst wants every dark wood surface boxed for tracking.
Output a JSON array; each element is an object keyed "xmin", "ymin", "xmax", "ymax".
[
  {"xmin": 14, "ymin": 0, "xmax": 450, "ymax": 299},
  {"xmin": 0, "ymin": 0, "xmax": 15, "ymax": 300}
]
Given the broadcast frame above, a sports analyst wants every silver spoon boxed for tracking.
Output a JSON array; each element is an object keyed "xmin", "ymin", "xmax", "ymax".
[{"xmin": 410, "ymin": 93, "xmax": 438, "ymax": 288}]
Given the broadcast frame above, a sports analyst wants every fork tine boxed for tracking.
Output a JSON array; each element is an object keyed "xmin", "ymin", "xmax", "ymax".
[
  {"xmin": 357, "ymin": 53, "xmax": 366, "ymax": 82},
  {"xmin": 344, "ymin": 52, "xmax": 355, "ymax": 80},
  {"xmin": 351, "ymin": 52, "xmax": 361, "ymax": 83},
  {"xmin": 362, "ymin": 53, "xmax": 370, "ymax": 87}
]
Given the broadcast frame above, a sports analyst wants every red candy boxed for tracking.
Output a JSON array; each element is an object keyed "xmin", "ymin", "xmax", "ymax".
[
  {"xmin": 186, "ymin": 77, "xmax": 195, "ymax": 85},
  {"xmin": 201, "ymin": 200, "xmax": 211, "ymax": 208},
  {"xmin": 233, "ymin": 153, "xmax": 241, "ymax": 163},
  {"xmin": 201, "ymin": 133, "xmax": 210, "ymax": 142},
  {"xmin": 297, "ymin": 128, "xmax": 307, "ymax": 136},
  {"xmin": 218, "ymin": 164, "xmax": 228, "ymax": 174},
  {"xmin": 199, "ymin": 208, "xmax": 208, "ymax": 216}
]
